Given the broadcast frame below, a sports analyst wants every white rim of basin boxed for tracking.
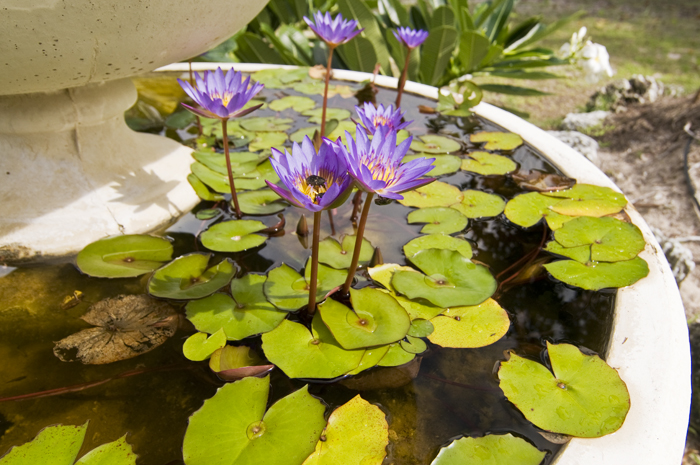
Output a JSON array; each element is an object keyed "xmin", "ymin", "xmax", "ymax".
[{"xmin": 158, "ymin": 62, "xmax": 691, "ymax": 464}]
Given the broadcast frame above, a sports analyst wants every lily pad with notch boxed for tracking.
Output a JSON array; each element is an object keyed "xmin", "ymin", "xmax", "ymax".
[
  {"xmin": 408, "ymin": 319, "xmax": 434, "ymax": 337},
  {"xmin": 403, "ymin": 234, "xmax": 472, "ymax": 259},
  {"xmin": 301, "ymin": 107, "xmax": 351, "ymax": 124},
  {"xmin": 470, "ymin": 131, "xmax": 523, "ymax": 151},
  {"xmin": 544, "ymin": 257, "xmax": 649, "ymax": 290},
  {"xmin": 182, "ymin": 328, "xmax": 227, "ymax": 361},
  {"xmin": 248, "ymin": 132, "xmax": 288, "ymax": 152},
  {"xmin": 53, "ymin": 295, "xmax": 178, "ymax": 364},
  {"xmin": 318, "ymin": 235, "xmax": 374, "ymax": 269},
  {"xmin": 209, "ymin": 345, "xmax": 274, "ymax": 381},
  {"xmin": 451, "ymin": 190, "xmax": 505, "ymax": 218},
  {"xmin": 262, "ymin": 315, "xmax": 365, "ymax": 379},
  {"xmin": 183, "ymin": 376, "xmax": 327, "ymax": 465},
  {"xmin": 76, "ymin": 234, "xmax": 173, "ymax": 278},
  {"xmin": 235, "ymin": 160, "xmax": 281, "ymax": 190},
  {"xmin": 191, "ymin": 161, "xmax": 231, "ymax": 193},
  {"xmin": 251, "ymin": 69, "xmax": 286, "ymax": 88},
  {"xmin": 263, "ymin": 262, "xmax": 346, "ymax": 311},
  {"xmin": 393, "ymin": 249, "xmax": 497, "ymax": 308},
  {"xmin": 403, "ymin": 154, "xmax": 460, "ymax": 177},
  {"xmin": 398, "ymin": 181, "xmax": 464, "ymax": 208},
  {"xmin": 377, "ymin": 342, "xmax": 416, "ymax": 367},
  {"xmin": 200, "ymin": 220, "xmax": 268, "ymax": 253},
  {"xmin": 498, "ymin": 342, "xmax": 630, "ymax": 437},
  {"xmin": 461, "ymin": 152, "xmax": 517, "ymax": 176},
  {"xmin": 238, "ymin": 188, "xmax": 289, "ymax": 215},
  {"xmin": 431, "ymin": 434, "xmax": 545, "ymax": 465},
  {"xmin": 318, "ymin": 288, "xmax": 411, "ymax": 350},
  {"xmin": 240, "ymin": 116, "xmax": 294, "ymax": 132},
  {"xmin": 400, "ymin": 335, "xmax": 427, "ymax": 354},
  {"xmin": 148, "ymin": 253, "xmax": 237, "ymax": 300},
  {"xmin": 541, "ymin": 184, "xmax": 628, "ymax": 217},
  {"xmin": 410, "ymin": 135, "xmax": 462, "ymax": 154},
  {"xmin": 504, "ymin": 192, "xmax": 574, "ymax": 230},
  {"xmin": 552, "ymin": 216, "xmax": 645, "ymax": 262},
  {"xmin": 188, "ymin": 173, "xmax": 225, "ymax": 202},
  {"xmin": 428, "ymin": 298, "xmax": 509, "ymax": 348},
  {"xmin": 544, "ymin": 241, "xmax": 591, "ymax": 264},
  {"xmin": 269, "ymin": 96, "xmax": 316, "ymax": 113},
  {"xmin": 185, "ymin": 274, "xmax": 288, "ymax": 340},
  {"xmin": 367, "ymin": 264, "xmax": 445, "ymax": 320},
  {"xmin": 193, "ymin": 150, "xmax": 266, "ymax": 177},
  {"xmin": 407, "ymin": 207, "xmax": 468, "ymax": 234}
]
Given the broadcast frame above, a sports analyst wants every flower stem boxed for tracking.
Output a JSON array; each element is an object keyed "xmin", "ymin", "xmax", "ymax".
[
  {"xmin": 307, "ymin": 211, "xmax": 323, "ymax": 315},
  {"xmin": 320, "ymin": 47, "xmax": 335, "ymax": 140},
  {"xmin": 342, "ymin": 192, "xmax": 374, "ymax": 295},
  {"xmin": 327, "ymin": 209, "xmax": 336, "ymax": 235},
  {"xmin": 221, "ymin": 119, "xmax": 242, "ymax": 218},
  {"xmin": 395, "ymin": 47, "xmax": 411, "ymax": 108}
]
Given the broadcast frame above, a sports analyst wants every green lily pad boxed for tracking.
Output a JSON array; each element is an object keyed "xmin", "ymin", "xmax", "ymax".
[
  {"xmin": 393, "ymin": 249, "xmax": 497, "ymax": 308},
  {"xmin": 326, "ymin": 120, "xmax": 358, "ymax": 144},
  {"xmin": 75, "ymin": 435, "xmax": 137, "ymax": 465},
  {"xmin": 251, "ymin": 69, "xmax": 286, "ymax": 88},
  {"xmin": 200, "ymin": 220, "xmax": 267, "ymax": 252},
  {"xmin": 318, "ymin": 288, "xmax": 411, "ymax": 350},
  {"xmin": 408, "ymin": 207, "xmax": 468, "ymax": 234},
  {"xmin": 403, "ymin": 154, "xmax": 460, "ymax": 177},
  {"xmin": 76, "ymin": 235, "xmax": 173, "ymax": 278},
  {"xmin": 264, "ymin": 262, "xmax": 346, "ymax": 311},
  {"xmin": 238, "ymin": 189, "xmax": 289, "ymax": 215},
  {"xmin": 303, "ymin": 395, "xmax": 388, "ymax": 465},
  {"xmin": 544, "ymin": 241, "xmax": 591, "ymax": 264},
  {"xmin": 279, "ymin": 68, "xmax": 310, "ymax": 84},
  {"xmin": 293, "ymin": 80, "xmax": 326, "ymax": 95},
  {"xmin": 542, "ymin": 184, "xmax": 628, "ymax": 217},
  {"xmin": 470, "ymin": 132, "xmax": 523, "ymax": 151},
  {"xmin": 240, "ymin": 117, "xmax": 294, "ymax": 132},
  {"xmin": 410, "ymin": 135, "xmax": 462, "ymax": 154},
  {"xmin": 165, "ymin": 109, "xmax": 196, "ymax": 129},
  {"xmin": 195, "ymin": 208, "xmax": 222, "ymax": 220},
  {"xmin": 428, "ymin": 298, "xmax": 509, "ymax": 348},
  {"xmin": 183, "ymin": 376, "xmax": 326, "ymax": 465},
  {"xmin": 269, "ymin": 96, "xmax": 316, "ymax": 112},
  {"xmin": 552, "ymin": 217, "xmax": 645, "ymax": 262},
  {"xmin": 182, "ymin": 329, "xmax": 227, "ymax": 361},
  {"xmin": 201, "ymin": 119, "xmax": 255, "ymax": 143},
  {"xmin": 235, "ymin": 160, "xmax": 281, "ymax": 190},
  {"xmin": 188, "ymin": 173, "xmax": 225, "ymax": 201},
  {"xmin": 193, "ymin": 150, "xmax": 265, "ymax": 177},
  {"xmin": 301, "ymin": 108, "xmax": 351, "ymax": 124},
  {"xmin": 262, "ymin": 316, "xmax": 364, "ymax": 379},
  {"xmin": 186, "ymin": 274, "xmax": 288, "ymax": 340},
  {"xmin": 396, "ymin": 130, "xmax": 411, "ymax": 144},
  {"xmin": 191, "ymin": 161, "xmax": 231, "ymax": 193},
  {"xmin": 498, "ymin": 342, "xmax": 630, "ymax": 438},
  {"xmin": 318, "ymin": 235, "xmax": 374, "ymax": 269},
  {"xmin": 544, "ymin": 257, "xmax": 649, "ymax": 290},
  {"xmin": 367, "ymin": 264, "xmax": 445, "ymax": 320},
  {"xmin": 399, "ymin": 181, "xmax": 464, "ymax": 208},
  {"xmin": 248, "ymin": 132, "xmax": 288, "ymax": 152},
  {"xmin": 148, "ymin": 254, "xmax": 236, "ymax": 300},
  {"xmin": 400, "ymin": 335, "xmax": 427, "ymax": 354},
  {"xmin": 461, "ymin": 152, "xmax": 517, "ymax": 175},
  {"xmin": 0, "ymin": 423, "xmax": 88, "ymax": 465},
  {"xmin": 451, "ymin": 190, "xmax": 505, "ymax": 218},
  {"xmin": 367, "ymin": 263, "xmax": 415, "ymax": 291},
  {"xmin": 504, "ymin": 192, "xmax": 574, "ymax": 229},
  {"xmin": 408, "ymin": 319, "xmax": 434, "ymax": 337},
  {"xmin": 431, "ymin": 434, "xmax": 545, "ymax": 465},
  {"xmin": 377, "ymin": 342, "xmax": 415, "ymax": 367},
  {"xmin": 347, "ymin": 345, "xmax": 391, "ymax": 375},
  {"xmin": 403, "ymin": 235, "xmax": 473, "ymax": 259}
]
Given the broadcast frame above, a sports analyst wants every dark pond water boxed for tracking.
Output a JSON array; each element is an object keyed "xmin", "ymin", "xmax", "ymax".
[{"xmin": 0, "ymin": 74, "xmax": 615, "ymax": 464}]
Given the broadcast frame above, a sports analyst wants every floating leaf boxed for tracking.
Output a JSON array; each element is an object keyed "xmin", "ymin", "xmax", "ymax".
[
  {"xmin": 182, "ymin": 329, "xmax": 228, "ymax": 362},
  {"xmin": 408, "ymin": 319, "xmax": 434, "ymax": 337},
  {"xmin": 461, "ymin": 152, "xmax": 517, "ymax": 175},
  {"xmin": 262, "ymin": 316, "xmax": 364, "ymax": 379},
  {"xmin": 76, "ymin": 235, "xmax": 173, "ymax": 278},
  {"xmin": 191, "ymin": 161, "xmax": 231, "ymax": 193},
  {"xmin": 367, "ymin": 263, "xmax": 415, "ymax": 291},
  {"xmin": 542, "ymin": 184, "xmax": 627, "ymax": 217},
  {"xmin": 209, "ymin": 345, "xmax": 274, "ymax": 381},
  {"xmin": 264, "ymin": 263, "xmax": 346, "ymax": 311},
  {"xmin": 240, "ymin": 116, "xmax": 294, "ymax": 132},
  {"xmin": 251, "ymin": 69, "xmax": 285, "ymax": 88},
  {"xmin": 400, "ymin": 335, "xmax": 427, "ymax": 354},
  {"xmin": 410, "ymin": 135, "xmax": 461, "ymax": 154},
  {"xmin": 148, "ymin": 254, "xmax": 236, "ymax": 300},
  {"xmin": 75, "ymin": 435, "xmax": 137, "ymax": 465},
  {"xmin": 200, "ymin": 220, "xmax": 267, "ymax": 252},
  {"xmin": 183, "ymin": 376, "xmax": 326, "ymax": 465},
  {"xmin": 293, "ymin": 80, "xmax": 327, "ymax": 95},
  {"xmin": 431, "ymin": 434, "xmax": 544, "ymax": 465},
  {"xmin": 269, "ymin": 96, "xmax": 316, "ymax": 112},
  {"xmin": 451, "ymin": 190, "xmax": 505, "ymax": 218},
  {"xmin": 318, "ymin": 288, "xmax": 411, "ymax": 350},
  {"xmin": 403, "ymin": 154, "xmax": 460, "ymax": 177},
  {"xmin": 195, "ymin": 208, "xmax": 222, "ymax": 220},
  {"xmin": 403, "ymin": 235, "xmax": 472, "ymax": 259},
  {"xmin": 301, "ymin": 108, "xmax": 351, "ymax": 124},
  {"xmin": 544, "ymin": 257, "xmax": 649, "ymax": 290},
  {"xmin": 498, "ymin": 342, "xmax": 630, "ymax": 438},
  {"xmin": 279, "ymin": 68, "xmax": 310, "ymax": 84},
  {"xmin": 318, "ymin": 235, "xmax": 374, "ymax": 269},
  {"xmin": 188, "ymin": 173, "xmax": 225, "ymax": 202},
  {"xmin": 193, "ymin": 150, "xmax": 265, "ymax": 177},
  {"xmin": 201, "ymin": 119, "xmax": 255, "ymax": 143},
  {"xmin": 470, "ymin": 132, "xmax": 523, "ymax": 151},
  {"xmin": 0, "ymin": 423, "xmax": 87, "ymax": 465},
  {"xmin": 407, "ymin": 207, "xmax": 468, "ymax": 234},
  {"xmin": 238, "ymin": 189, "xmax": 289, "ymax": 215},
  {"xmin": 504, "ymin": 192, "xmax": 573, "ymax": 229},
  {"xmin": 377, "ymin": 342, "xmax": 415, "ymax": 367},
  {"xmin": 512, "ymin": 170, "xmax": 576, "ymax": 192},
  {"xmin": 165, "ymin": 110, "xmax": 196, "ymax": 129},
  {"xmin": 53, "ymin": 295, "xmax": 177, "ymax": 364},
  {"xmin": 398, "ymin": 181, "xmax": 463, "ymax": 208},
  {"xmin": 235, "ymin": 160, "xmax": 281, "ymax": 190},
  {"xmin": 552, "ymin": 217, "xmax": 645, "ymax": 262},
  {"xmin": 248, "ymin": 132, "xmax": 288, "ymax": 152},
  {"xmin": 393, "ymin": 249, "xmax": 496, "ymax": 308},
  {"xmin": 544, "ymin": 241, "xmax": 591, "ymax": 264},
  {"xmin": 186, "ymin": 274, "xmax": 287, "ymax": 340},
  {"xmin": 303, "ymin": 396, "xmax": 388, "ymax": 465},
  {"xmin": 346, "ymin": 345, "xmax": 391, "ymax": 376},
  {"xmin": 428, "ymin": 299, "xmax": 509, "ymax": 348},
  {"xmin": 367, "ymin": 265, "xmax": 444, "ymax": 320}
]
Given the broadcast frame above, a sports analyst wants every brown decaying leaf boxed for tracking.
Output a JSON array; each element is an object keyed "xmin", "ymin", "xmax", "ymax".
[
  {"xmin": 53, "ymin": 294, "xmax": 178, "ymax": 365},
  {"xmin": 215, "ymin": 365, "xmax": 275, "ymax": 382},
  {"xmin": 512, "ymin": 169, "xmax": 576, "ymax": 192},
  {"xmin": 418, "ymin": 105, "xmax": 437, "ymax": 114}
]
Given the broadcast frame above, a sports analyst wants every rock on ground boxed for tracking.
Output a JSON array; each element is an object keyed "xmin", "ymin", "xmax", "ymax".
[{"xmin": 561, "ymin": 110, "xmax": 610, "ymax": 131}]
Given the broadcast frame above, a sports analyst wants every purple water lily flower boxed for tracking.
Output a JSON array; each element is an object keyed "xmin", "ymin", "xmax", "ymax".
[
  {"xmin": 177, "ymin": 67, "xmax": 264, "ymax": 120},
  {"xmin": 393, "ymin": 27, "xmax": 429, "ymax": 49},
  {"xmin": 355, "ymin": 102, "xmax": 412, "ymax": 134},
  {"xmin": 304, "ymin": 11, "xmax": 363, "ymax": 47},
  {"xmin": 266, "ymin": 136, "xmax": 354, "ymax": 212},
  {"xmin": 334, "ymin": 125, "xmax": 435, "ymax": 200}
]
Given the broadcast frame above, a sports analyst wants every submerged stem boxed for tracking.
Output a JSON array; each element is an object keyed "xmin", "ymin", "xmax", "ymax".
[
  {"xmin": 342, "ymin": 192, "xmax": 374, "ymax": 295},
  {"xmin": 221, "ymin": 119, "xmax": 242, "ymax": 218},
  {"xmin": 307, "ymin": 211, "xmax": 323, "ymax": 315},
  {"xmin": 395, "ymin": 47, "xmax": 411, "ymax": 108},
  {"xmin": 320, "ymin": 47, "xmax": 335, "ymax": 140}
]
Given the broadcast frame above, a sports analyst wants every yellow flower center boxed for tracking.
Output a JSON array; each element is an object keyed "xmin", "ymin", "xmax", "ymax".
[
  {"xmin": 372, "ymin": 115, "xmax": 390, "ymax": 127},
  {"xmin": 213, "ymin": 91, "xmax": 234, "ymax": 107},
  {"xmin": 294, "ymin": 169, "xmax": 338, "ymax": 204},
  {"xmin": 362, "ymin": 153, "xmax": 398, "ymax": 186}
]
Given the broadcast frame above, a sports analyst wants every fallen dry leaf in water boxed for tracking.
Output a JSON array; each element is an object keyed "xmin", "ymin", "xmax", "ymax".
[
  {"xmin": 54, "ymin": 294, "xmax": 178, "ymax": 364},
  {"xmin": 308, "ymin": 65, "xmax": 326, "ymax": 80},
  {"xmin": 511, "ymin": 169, "xmax": 576, "ymax": 192}
]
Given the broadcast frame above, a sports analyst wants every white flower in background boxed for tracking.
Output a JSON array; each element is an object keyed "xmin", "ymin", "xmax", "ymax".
[
  {"xmin": 581, "ymin": 40, "xmax": 614, "ymax": 82},
  {"xmin": 559, "ymin": 26, "xmax": 587, "ymax": 58}
]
